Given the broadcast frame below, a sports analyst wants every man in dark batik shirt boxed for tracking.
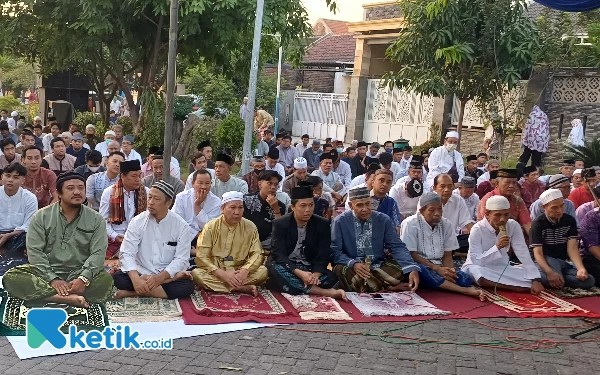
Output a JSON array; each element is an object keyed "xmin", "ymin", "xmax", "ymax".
[
  {"xmin": 241, "ymin": 156, "xmax": 266, "ymax": 194},
  {"xmin": 243, "ymin": 170, "xmax": 285, "ymax": 250}
]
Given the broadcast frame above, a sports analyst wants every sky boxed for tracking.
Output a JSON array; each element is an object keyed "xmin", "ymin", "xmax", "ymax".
[{"xmin": 303, "ymin": 0, "xmax": 373, "ymax": 24}]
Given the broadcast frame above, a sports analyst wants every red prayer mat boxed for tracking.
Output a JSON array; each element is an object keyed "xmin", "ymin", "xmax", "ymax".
[
  {"xmin": 480, "ymin": 289, "xmax": 600, "ymax": 318},
  {"xmin": 281, "ymin": 294, "xmax": 352, "ymax": 321}
]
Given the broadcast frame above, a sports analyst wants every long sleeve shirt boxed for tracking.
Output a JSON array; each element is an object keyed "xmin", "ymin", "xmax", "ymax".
[
  {"xmin": 312, "ymin": 169, "xmax": 348, "ymax": 196},
  {"xmin": 426, "ymin": 146, "xmax": 464, "ymax": 188},
  {"xmin": 302, "ymin": 149, "xmax": 322, "ymax": 170},
  {"xmin": 452, "ymin": 189, "xmax": 479, "ymax": 221},
  {"xmin": 173, "ymin": 188, "xmax": 222, "ymax": 237},
  {"xmin": 26, "ymin": 203, "xmax": 108, "ymax": 282},
  {"xmin": 579, "ymin": 209, "xmax": 600, "ymax": 258},
  {"xmin": 122, "ymin": 149, "xmax": 144, "ymax": 164},
  {"xmin": 265, "ymin": 162, "xmax": 286, "ymax": 191},
  {"xmin": 519, "ymin": 180, "xmax": 545, "ymax": 209},
  {"xmin": 276, "ymin": 145, "xmax": 300, "ymax": 168},
  {"xmin": 119, "ymin": 210, "xmax": 192, "ymax": 278},
  {"xmin": 330, "ymin": 210, "xmax": 419, "ymax": 273},
  {"xmin": 0, "ymin": 187, "xmax": 38, "ymax": 232},
  {"xmin": 86, "ymin": 171, "xmax": 119, "ymax": 211},
  {"xmin": 530, "ymin": 197, "xmax": 577, "ymax": 223},
  {"xmin": 99, "ymin": 185, "xmax": 150, "ymax": 240},
  {"xmin": 569, "ymin": 186, "xmax": 594, "ymax": 209},
  {"xmin": 195, "ymin": 216, "xmax": 264, "ymax": 273},
  {"xmin": 333, "ymin": 160, "xmax": 352, "ymax": 187},
  {"xmin": 186, "ymin": 169, "xmax": 215, "ymax": 190},
  {"xmin": 211, "ymin": 176, "xmax": 249, "ymax": 199}
]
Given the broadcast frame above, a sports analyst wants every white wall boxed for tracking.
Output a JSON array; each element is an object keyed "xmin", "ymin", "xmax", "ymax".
[{"xmin": 334, "ymin": 72, "xmax": 351, "ymax": 95}]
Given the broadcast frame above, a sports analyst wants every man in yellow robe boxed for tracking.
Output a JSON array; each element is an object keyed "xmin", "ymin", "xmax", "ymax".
[{"xmin": 192, "ymin": 191, "xmax": 268, "ymax": 296}]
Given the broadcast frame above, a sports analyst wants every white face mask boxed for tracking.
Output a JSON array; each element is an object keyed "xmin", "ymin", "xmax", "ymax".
[
  {"xmin": 88, "ymin": 166, "xmax": 101, "ymax": 172},
  {"xmin": 446, "ymin": 144, "xmax": 457, "ymax": 152}
]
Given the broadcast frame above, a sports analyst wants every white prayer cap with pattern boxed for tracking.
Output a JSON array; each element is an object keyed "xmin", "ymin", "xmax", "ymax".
[
  {"xmin": 540, "ymin": 189, "xmax": 563, "ymax": 206},
  {"xmin": 221, "ymin": 191, "xmax": 244, "ymax": 206},
  {"xmin": 294, "ymin": 157, "xmax": 307, "ymax": 169},
  {"xmin": 573, "ymin": 169, "xmax": 583, "ymax": 176},
  {"xmin": 485, "ymin": 196, "xmax": 510, "ymax": 211},
  {"xmin": 445, "ymin": 131, "xmax": 459, "ymax": 139}
]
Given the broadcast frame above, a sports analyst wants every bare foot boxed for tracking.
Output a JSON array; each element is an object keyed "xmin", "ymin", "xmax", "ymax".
[
  {"xmin": 49, "ymin": 294, "xmax": 90, "ymax": 308},
  {"xmin": 174, "ymin": 271, "xmax": 193, "ymax": 281},
  {"xmin": 232, "ymin": 285, "xmax": 259, "ymax": 297},
  {"xmin": 113, "ymin": 290, "xmax": 138, "ymax": 299},
  {"xmin": 389, "ymin": 283, "xmax": 412, "ymax": 292},
  {"xmin": 465, "ymin": 287, "xmax": 486, "ymax": 301},
  {"xmin": 331, "ymin": 289, "xmax": 348, "ymax": 302}
]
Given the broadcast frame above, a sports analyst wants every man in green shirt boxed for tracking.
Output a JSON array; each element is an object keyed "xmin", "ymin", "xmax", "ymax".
[{"xmin": 4, "ymin": 172, "xmax": 113, "ymax": 307}]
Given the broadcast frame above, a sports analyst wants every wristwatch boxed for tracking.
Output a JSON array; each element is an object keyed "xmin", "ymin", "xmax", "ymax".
[{"xmin": 78, "ymin": 276, "xmax": 91, "ymax": 287}]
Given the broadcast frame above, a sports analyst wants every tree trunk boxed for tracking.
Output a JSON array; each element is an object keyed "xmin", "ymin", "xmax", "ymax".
[
  {"xmin": 174, "ymin": 119, "xmax": 196, "ymax": 160},
  {"xmin": 456, "ymin": 99, "xmax": 467, "ymax": 151},
  {"xmin": 172, "ymin": 119, "xmax": 183, "ymax": 149}
]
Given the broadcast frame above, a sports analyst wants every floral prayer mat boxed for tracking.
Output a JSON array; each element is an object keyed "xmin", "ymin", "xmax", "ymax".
[
  {"xmin": 103, "ymin": 259, "xmax": 120, "ymax": 275},
  {"xmin": 106, "ymin": 296, "xmax": 182, "ymax": 323},
  {"xmin": 190, "ymin": 288, "xmax": 293, "ymax": 319},
  {"xmin": 281, "ymin": 293, "xmax": 352, "ymax": 321},
  {"xmin": 0, "ymin": 293, "xmax": 109, "ymax": 336},
  {"xmin": 480, "ymin": 289, "xmax": 600, "ymax": 318},
  {"xmin": 549, "ymin": 287, "xmax": 600, "ymax": 299},
  {"xmin": 346, "ymin": 292, "xmax": 450, "ymax": 317},
  {"xmin": 0, "ymin": 257, "xmax": 28, "ymax": 276}
]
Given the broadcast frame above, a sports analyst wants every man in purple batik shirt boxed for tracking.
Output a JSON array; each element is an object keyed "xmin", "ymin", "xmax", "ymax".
[{"xmin": 578, "ymin": 209, "xmax": 600, "ymax": 287}]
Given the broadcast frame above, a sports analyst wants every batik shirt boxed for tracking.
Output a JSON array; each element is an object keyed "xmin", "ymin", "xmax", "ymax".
[
  {"xmin": 354, "ymin": 215, "xmax": 373, "ymax": 259},
  {"xmin": 242, "ymin": 193, "xmax": 286, "ymax": 242}
]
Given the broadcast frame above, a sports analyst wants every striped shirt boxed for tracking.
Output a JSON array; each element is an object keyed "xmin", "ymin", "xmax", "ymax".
[{"xmin": 530, "ymin": 213, "xmax": 578, "ymax": 260}]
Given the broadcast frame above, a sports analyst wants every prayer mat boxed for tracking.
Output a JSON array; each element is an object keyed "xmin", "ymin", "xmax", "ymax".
[
  {"xmin": 281, "ymin": 293, "xmax": 352, "ymax": 321},
  {"xmin": 346, "ymin": 292, "xmax": 450, "ymax": 317},
  {"xmin": 103, "ymin": 259, "xmax": 120, "ymax": 275},
  {"xmin": 0, "ymin": 257, "xmax": 28, "ymax": 276},
  {"xmin": 480, "ymin": 289, "xmax": 600, "ymax": 318},
  {"xmin": 106, "ymin": 296, "xmax": 182, "ymax": 323},
  {"xmin": 550, "ymin": 287, "xmax": 600, "ymax": 299},
  {"xmin": 188, "ymin": 288, "xmax": 296, "ymax": 320},
  {"xmin": 0, "ymin": 292, "xmax": 109, "ymax": 336}
]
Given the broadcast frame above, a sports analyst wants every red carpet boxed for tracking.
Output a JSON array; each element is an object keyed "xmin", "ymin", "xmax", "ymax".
[{"xmin": 181, "ymin": 289, "xmax": 600, "ymax": 325}]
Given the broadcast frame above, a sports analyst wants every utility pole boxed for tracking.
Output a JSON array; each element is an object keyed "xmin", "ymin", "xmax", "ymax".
[
  {"xmin": 241, "ymin": 0, "xmax": 265, "ymax": 175},
  {"xmin": 274, "ymin": 37, "xmax": 282, "ymax": 134},
  {"xmin": 163, "ymin": 0, "xmax": 179, "ymax": 175}
]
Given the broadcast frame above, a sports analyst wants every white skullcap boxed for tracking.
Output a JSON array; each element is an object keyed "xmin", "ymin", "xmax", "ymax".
[
  {"xmin": 105, "ymin": 130, "xmax": 116, "ymax": 136},
  {"xmin": 540, "ymin": 189, "xmax": 563, "ymax": 206},
  {"xmin": 60, "ymin": 132, "xmax": 72, "ymax": 138},
  {"xmin": 331, "ymin": 137, "xmax": 338, "ymax": 143},
  {"xmin": 33, "ymin": 116, "xmax": 41, "ymax": 121},
  {"xmin": 573, "ymin": 169, "xmax": 583, "ymax": 175},
  {"xmin": 486, "ymin": 196, "xmax": 510, "ymax": 211},
  {"xmin": 446, "ymin": 131, "xmax": 460, "ymax": 139},
  {"xmin": 294, "ymin": 157, "xmax": 307, "ymax": 169},
  {"xmin": 86, "ymin": 123, "xmax": 96, "ymax": 129},
  {"xmin": 221, "ymin": 191, "xmax": 244, "ymax": 206},
  {"xmin": 10, "ymin": 111, "xmax": 18, "ymax": 117}
]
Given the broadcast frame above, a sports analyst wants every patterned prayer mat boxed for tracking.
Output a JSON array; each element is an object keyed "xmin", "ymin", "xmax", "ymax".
[
  {"xmin": 281, "ymin": 294, "xmax": 352, "ymax": 321},
  {"xmin": 481, "ymin": 289, "xmax": 600, "ymax": 318},
  {"xmin": 550, "ymin": 287, "xmax": 600, "ymax": 299},
  {"xmin": 346, "ymin": 292, "xmax": 450, "ymax": 317},
  {"xmin": 0, "ymin": 257, "xmax": 28, "ymax": 276},
  {"xmin": 103, "ymin": 259, "xmax": 120, "ymax": 275},
  {"xmin": 106, "ymin": 296, "xmax": 182, "ymax": 323},
  {"xmin": 0, "ymin": 293, "xmax": 109, "ymax": 336},
  {"xmin": 190, "ymin": 288, "xmax": 294, "ymax": 319}
]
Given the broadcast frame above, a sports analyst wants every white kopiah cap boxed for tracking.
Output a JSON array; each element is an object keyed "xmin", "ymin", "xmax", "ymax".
[
  {"xmin": 221, "ymin": 191, "xmax": 244, "ymax": 206},
  {"xmin": 10, "ymin": 111, "xmax": 18, "ymax": 117},
  {"xmin": 294, "ymin": 157, "xmax": 307, "ymax": 169},
  {"xmin": 485, "ymin": 196, "xmax": 510, "ymax": 211},
  {"xmin": 540, "ymin": 189, "xmax": 563, "ymax": 206},
  {"xmin": 446, "ymin": 131, "xmax": 460, "ymax": 139}
]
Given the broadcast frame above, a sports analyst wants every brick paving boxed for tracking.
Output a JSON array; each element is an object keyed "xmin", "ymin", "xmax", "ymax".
[{"xmin": 0, "ymin": 317, "xmax": 598, "ymax": 374}]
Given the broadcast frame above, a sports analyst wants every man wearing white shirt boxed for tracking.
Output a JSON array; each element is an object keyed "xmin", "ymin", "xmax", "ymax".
[
  {"xmin": 42, "ymin": 122, "xmax": 61, "ymax": 155},
  {"xmin": 433, "ymin": 174, "xmax": 474, "ymax": 252},
  {"xmin": 394, "ymin": 155, "xmax": 432, "ymax": 191},
  {"xmin": 332, "ymin": 151, "xmax": 352, "ymax": 187},
  {"xmin": 113, "ymin": 181, "xmax": 195, "ymax": 300},
  {"xmin": 7, "ymin": 111, "xmax": 18, "ymax": 132},
  {"xmin": 379, "ymin": 152, "xmax": 402, "ymax": 184},
  {"xmin": 427, "ymin": 131, "xmax": 464, "ymax": 189},
  {"xmin": 453, "ymin": 176, "xmax": 479, "ymax": 221},
  {"xmin": 397, "ymin": 146, "xmax": 413, "ymax": 175},
  {"xmin": 312, "ymin": 152, "xmax": 347, "ymax": 197},
  {"xmin": 296, "ymin": 134, "xmax": 310, "ymax": 155},
  {"xmin": 174, "ymin": 170, "xmax": 221, "ymax": 255},
  {"xmin": 100, "ymin": 160, "xmax": 150, "ymax": 261},
  {"xmin": 110, "ymin": 97, "xmax": 122, "ymax": 114},
  {"xmin": 185, "ymin": 152, "xmax": 215, "ymax": 190},
  {"xmin": 0, "ymin": 164, "xmax": 37, "ymax": 256},
  {"xmin": 265, "ymin": 147, "xmax": 285, "ymax": 191},
  {"xmin": 476, "ymin": 159, "xmax": 500, "ymax": 186},
  {"xmin": 390, "ymin": 159, "xmax": 426, "ymax": 219},
  {"xmin": 121, "ymin": 135, "xmax": 143, "ymax": 164},
  {"xmin": 94, "ymin": 130, "xmax": 117, "ymax": 157}
]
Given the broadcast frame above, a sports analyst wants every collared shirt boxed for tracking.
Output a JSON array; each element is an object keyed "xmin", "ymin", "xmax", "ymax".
[
  {"xmin": 426, "ymin": 146, "xmax": 465, "ymax": 187},
  {"xmin": 0, "ymin": 153, "xmax": 21, "ymax": 170},
  {"xmin": 312, "ymin": 168, "xmax": 347, "ymax": 196},
  {"xmin": 576, "ymin": 201, "xmax": 595, "ymax": 224},
  {"xmin": 333, "ymin": 160, "xmax": 352, "ymax": 187},
  {"xmin": 26, "ymin": 203, "xmax": 107, "ymax": 283},
  {"xmin": 42, "ymin": 133, "xmax": 56, "ymax": 154},
  {"xmin": 43, "ymin": 153, "xmax": 77, "ymax": 176},
  {"xmin": 398, "ymin": 156, "xmax": 413, "ymax": 173},
  {"xmin": 579, "ymin": 209, "xmax": 600, "ymax": 257},
  {"xmin": 195, "ymin": 216, "xmax": 264, "ymax": 273},
  {"xmin": 530, "ymin": 197, "xmax": 577, "ymax": 223},
  {"xmin": 24, "ymin": 168, "xmax": 57, "ymax": 209},
  {"xmin": 141, "ymin": 160, "xmax": 181, "ymax": 179},
  {"xmin": 530, "ymin": 213, "xmax": 578, "ymax": 260},
  {"xmin": 242, "ymin": 171, "xmax": 260, "ymax": 194},
  {"xmin": 95, "ymin": 141, "xmax": 110, "ymax": 157},
  {"xmin": 302, "ymin": 148, "xmax": 322, "ymax": 170},
  {"xmin": 211, "ymin": 176, "xmax": 249, "ymax": 199},
  {"xmin": 296, "ymin": 143, "xmax": 308, "ymax": 155},
  {"xmin": 119, "ymin": 210, "xmax": 192, "ymax": 277},
  {"xmin": 276, "ymin": 145, "xmax": 300, "ymax": 168},
  {"xmin": 99, "ymin": 185, "xmax": 150, "ymax": 240},
  {"xmin": 86, "ymin": 171, "xmax": 120, "ymax": 211},
  {"xmin": 255, "ymin": 140, "xmax": 270, "ymax": 157},
  {"xmin": 173, "ymin": 188, "xmax": 222, "ymax": 237},
  {"xmin": 389, "ymin": 180, "xmax": 420, "ymax": 218},
  {"xmin": 122, "ymin": 149, "xmax": 143, "ymax": 164},
  {"xmin": 265, "ymin": 162, "xmax": 285, "ymax": 191},
  {"xmin": 143, "ymin": 174, "xmax": 185, "ymax": 202},
  {"xmin": 401, "ymin": 214, "xmax": 458, "ymax": 265},
  {"xmin": 0, "ymin": 187, "xmax": 38, "ymax": 232},
  {"xmin": 242, "ymin": 192, "xmax": 285, "ymax": 242},
  {"xmin": 453, "ymin": 189, "xmax": 479, "ymax": 221},
  {"xmin": 569, "ymin": 186, "xmax": 594, "ymax": 209},
  {"xmin": 186, "ymin": 169, "xmax": 215, "ymax": 190},
  {"xmin": 478, "ymin": 189, "xmax": 532, "ymax": 227},
  {"xmin": 519, "ymin": 180, "xmax": 545, "ymax": 209},
  {"xmin": 442, "ymin": 195, "xmax": 475, "ymax": 234},
  {"xmin": 1, "ymin": 132, "xmax": 18, "ymax": 145}
]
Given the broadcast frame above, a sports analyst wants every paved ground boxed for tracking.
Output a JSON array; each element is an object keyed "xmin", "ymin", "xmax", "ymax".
[{"xmin": 0, "ymin": 317, "xmax": 598, "ymax": 375}]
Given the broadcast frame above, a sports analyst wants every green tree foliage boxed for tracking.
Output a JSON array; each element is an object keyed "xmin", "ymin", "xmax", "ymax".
[
  {"xmin": 0, "ymin": 0, "xmax": 336, "ymax": 132},
  {"xmin": 565, "ymin": 137, "xmax": 600, "ymax": 167},
  {"xmin": 215, "ymin": 114, "xmax": 256, "ymax": 159},
  {"xmin": 0, "ymin": 96, "xmax": 21, "ymax": 111},
  {"xmin": 384, "ymin": 0, "xmax": 537, "ymax": 144},
  {"xmin": 183, "ymin": 62, "xmax": 238, "ymax": 118}
]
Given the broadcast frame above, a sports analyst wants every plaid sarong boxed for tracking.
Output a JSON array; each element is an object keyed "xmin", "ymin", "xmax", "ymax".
[{"xmin": 108, "ymin": 179, "xmax": 147, "ymax": 224}]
